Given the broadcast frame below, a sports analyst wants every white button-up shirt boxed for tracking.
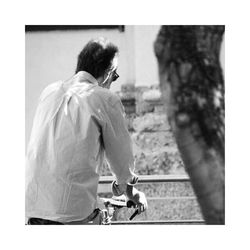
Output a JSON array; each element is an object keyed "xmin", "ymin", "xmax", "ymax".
[{"xmin": 25, "ymin": 71, "xmax": 136, "ymax": 223}]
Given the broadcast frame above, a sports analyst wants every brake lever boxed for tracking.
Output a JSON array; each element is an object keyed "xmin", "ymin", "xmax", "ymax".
[
  {"xmin": 127, "ymin": 200, "xmax": 139, "ymax": 220},
  {"xmin": 129, "ymin": 210, "xmax": 139, "ymax": 220}
]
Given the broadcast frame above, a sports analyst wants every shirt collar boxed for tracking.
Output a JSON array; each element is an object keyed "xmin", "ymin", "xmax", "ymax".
[{"xmin": 75, "ymin": 71, "xmax": 99, "ymax": 85}]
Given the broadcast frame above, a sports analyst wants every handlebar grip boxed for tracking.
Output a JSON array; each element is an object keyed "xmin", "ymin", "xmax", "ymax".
[
  {"xmin": 127, "ymin": 200, "xmax": 136, "ymax": 208},
  {"xmin": 127, "ymin": 200, "xmax": 138, "ymax": 220}
]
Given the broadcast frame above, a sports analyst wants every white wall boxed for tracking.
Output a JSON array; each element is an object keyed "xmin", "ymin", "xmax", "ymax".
[{"xmin": 134, "ymin": 25, "xmax": 160, "ymax": 86}]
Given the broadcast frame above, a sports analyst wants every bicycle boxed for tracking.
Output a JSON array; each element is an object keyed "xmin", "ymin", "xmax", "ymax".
[
  {"xmin": 98, "ymin": 195, "xmax": 139, "ymax": 225},
  {"xmin": 25, "ymin": 195, "xmax": 138, "ymax": 225}
]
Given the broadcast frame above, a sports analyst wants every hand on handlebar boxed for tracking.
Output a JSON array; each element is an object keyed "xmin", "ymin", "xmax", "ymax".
[
  {"xmin": 111, "ymin": 179, "xmax": 148, "ymax": 215},
  {"xmin": 126, "ymin": 185, "xmax": 148, "ymax": 215}
]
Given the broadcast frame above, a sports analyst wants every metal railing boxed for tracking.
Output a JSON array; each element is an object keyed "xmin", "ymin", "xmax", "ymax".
[
  {"xmin": 99, "ymin": 174, "xmax": 190, "ymax": 184},
  {"xmin": 98, "ymin": 174, "xmax": 205, "ymax": 225}
]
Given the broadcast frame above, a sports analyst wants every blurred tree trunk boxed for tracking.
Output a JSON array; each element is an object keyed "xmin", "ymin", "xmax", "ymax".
[{"xmin": 154, "ymin": 26, "xmax": 225, "ymax": 224}]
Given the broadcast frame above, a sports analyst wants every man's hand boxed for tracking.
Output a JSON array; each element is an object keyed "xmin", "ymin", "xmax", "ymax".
[{"xmin": 126, "ymin": 185, "xmax": 148, "ymax": 214}]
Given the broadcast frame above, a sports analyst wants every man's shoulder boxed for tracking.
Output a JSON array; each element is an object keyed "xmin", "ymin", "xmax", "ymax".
[
  {"xmin": 93, "ymin": 86, "xmax": 121, "ymax": 107},
  {"xmin": 39, "ymin": 80, "xmax": 63, "ymax": 102}
]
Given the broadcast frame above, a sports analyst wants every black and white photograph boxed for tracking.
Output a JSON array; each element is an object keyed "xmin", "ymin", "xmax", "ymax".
[
  {"xmin": 25, "ymin": 24, "xmax": 225, "ymax": 225},
  {"xmin": 1, "ymin": 0, "xmax": 250, "ymax": 249}
]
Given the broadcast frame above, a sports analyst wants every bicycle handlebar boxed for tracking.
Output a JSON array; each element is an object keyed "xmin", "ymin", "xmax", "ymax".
[{"xmin": 100, "ymin": 195, "xmax": 139, "ymax": 221}]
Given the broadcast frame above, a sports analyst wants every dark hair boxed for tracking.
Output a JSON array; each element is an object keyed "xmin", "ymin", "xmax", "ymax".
[{"xmin": 75, "ymin": 38, "xmax": 118, "ymax": 78}]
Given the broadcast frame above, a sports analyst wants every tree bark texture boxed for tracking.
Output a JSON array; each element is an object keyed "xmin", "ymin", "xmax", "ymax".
[{"xmin": 154, "ymin": 26, "xmax": 225, "ymax": 224}]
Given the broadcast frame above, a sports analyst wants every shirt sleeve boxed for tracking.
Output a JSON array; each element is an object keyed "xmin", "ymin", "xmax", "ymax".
[{"xmin": 102, "ymin": 96, "xmax": 137, "ymax": 186}]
